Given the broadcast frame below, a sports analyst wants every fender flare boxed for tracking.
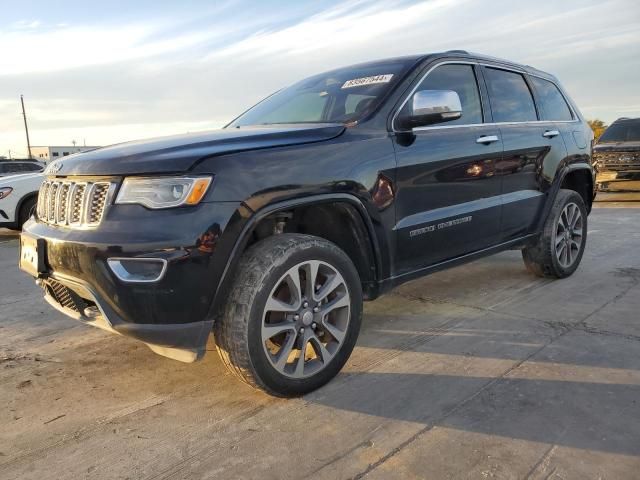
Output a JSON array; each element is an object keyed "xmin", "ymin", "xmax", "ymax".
[
  {"xmin": 212, "ymin": 193, "xmax": 385, "ymax": 314},
  {"xmin": 535, "ymin": 162, "xmax": 594, "ymax": 232}
]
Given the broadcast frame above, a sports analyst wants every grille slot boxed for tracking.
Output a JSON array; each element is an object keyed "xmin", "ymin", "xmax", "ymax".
[
  {"xmin": 45, "ymin": 279, "xmax": 87, "ymax": 313},
  {"xmin": 88, "ymin": 183, "xmax": 110, "ymax": 224},
  {"xmin": 37, "ymin": 179, "xmax": 112, "ymax": 228}
]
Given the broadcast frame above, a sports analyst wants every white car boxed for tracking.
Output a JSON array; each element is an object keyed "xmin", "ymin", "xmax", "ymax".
[{"xmin": 0, "ymin": 172, "xmax": 44, "ymax": 230}]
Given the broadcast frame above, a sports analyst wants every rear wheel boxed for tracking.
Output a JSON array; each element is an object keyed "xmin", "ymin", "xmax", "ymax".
[
  {"xmin": 522, "ymin": 189, "xmax": 587, "ymax": 278},
  {"xmin": 214, "ymin": 234, "xmax": 362, "ymax": 397}
]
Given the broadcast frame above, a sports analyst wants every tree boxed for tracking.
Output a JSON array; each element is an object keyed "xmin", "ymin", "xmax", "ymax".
[{"xmin": 588, "ymin": 119, "xmax": 608, "ymax": 141}]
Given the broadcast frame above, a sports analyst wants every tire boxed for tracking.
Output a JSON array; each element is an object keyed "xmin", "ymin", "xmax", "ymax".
[
  {"xmin": 17, "ymin": 196, "xmax": 37, "ymax": 230},
  {"xmin": 214, "ymin": 233, "xmax": 363, "ymax": 397},
  {"xmin": 522, "ymin": 189, "xmax": 587, "ymax": 278}
]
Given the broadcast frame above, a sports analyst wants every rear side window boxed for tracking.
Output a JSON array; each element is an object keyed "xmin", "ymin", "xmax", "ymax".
[
  {"xmin": 484, "ymin": 68, "xmax": 537, "ymax": 123},
  {"xmin": 530, "ymin": 77, "xmax": 573, "ymax": 121},
  {"xmin": 401, "ymin": 64, "xmax": 483, "ymax": 126}
]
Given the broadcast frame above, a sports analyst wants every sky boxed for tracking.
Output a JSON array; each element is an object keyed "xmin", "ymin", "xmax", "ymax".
[{"xmin": 1, "ymin": 0, "xmax": 639, "ymax": 157}]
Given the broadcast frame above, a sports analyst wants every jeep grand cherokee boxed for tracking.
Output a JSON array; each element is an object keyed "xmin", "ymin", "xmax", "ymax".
[{"xmin": 19, "ymin": 51, "xmax": 595, "ymax": 396}]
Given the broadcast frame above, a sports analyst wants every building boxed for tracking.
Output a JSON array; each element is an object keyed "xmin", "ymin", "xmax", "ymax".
[{"xmin": 30, "ymin": 145, "xmax": 100, "ymax": 163}]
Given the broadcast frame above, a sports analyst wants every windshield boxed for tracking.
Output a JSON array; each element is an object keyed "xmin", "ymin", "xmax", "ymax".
[
  {"xmin": 228, "ymin": 59, "xmax": 417, "ymax": 128},
  {"xmin": 599, "ymin": 119, "xmax": 640, "ymax": 143}
]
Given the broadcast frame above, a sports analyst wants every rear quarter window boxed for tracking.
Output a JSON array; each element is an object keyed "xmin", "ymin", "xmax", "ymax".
[{"xmin": 530, "ymin": 77, "xmax": 573, "ymax": 121}]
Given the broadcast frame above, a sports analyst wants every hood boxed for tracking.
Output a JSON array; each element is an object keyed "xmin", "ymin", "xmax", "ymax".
[
  {"xmin": 52, "ymin": 124, "xmax": 346, "ymax": 176},
  {"xmin": 594, "ymin": 141, "xmax": 640, "ymax": 153}
]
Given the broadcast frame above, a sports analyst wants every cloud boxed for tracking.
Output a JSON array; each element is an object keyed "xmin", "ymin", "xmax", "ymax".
[{"xmin": 1, "ymin": 0, "xmax": 639, "ymax": 155}]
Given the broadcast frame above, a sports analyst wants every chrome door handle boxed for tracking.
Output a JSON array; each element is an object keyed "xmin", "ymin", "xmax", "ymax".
[
  {"xmin": 476, "ymin": 135, "xmax": 499, "ymax": 144},
  {"xmin": 543, "ymin": 130, "xmax": 560, "ymax": 138}
]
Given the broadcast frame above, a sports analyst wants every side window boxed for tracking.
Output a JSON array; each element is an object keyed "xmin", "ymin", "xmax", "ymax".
[
  {"xmin": 484, "ymin": 68, "xmax": 537, "ymax": 123},
  {"xmin": 530, "ymin": 77, "xmax": 573, "ymax": 121},
  {"xmin": 401, "ymin": 64, "xmax": 483, "ymax": 126}
]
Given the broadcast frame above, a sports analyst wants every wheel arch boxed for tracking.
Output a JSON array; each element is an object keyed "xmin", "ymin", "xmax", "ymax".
[
  {"xmin": 15, "ymin": 190, "xmax": 38, "ymax": 225},
  {"xmin": 535, "ymin": 163, "xmax": 594, "ymax": 232},
  {"xmin": 210, "ymin": 194, "xmax": 384, "ymax": 322}
]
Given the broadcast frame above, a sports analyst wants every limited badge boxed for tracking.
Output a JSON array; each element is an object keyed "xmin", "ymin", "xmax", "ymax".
[{"xmin": 342, "ymin": 74, "xmax": 394, "ymax": 89}]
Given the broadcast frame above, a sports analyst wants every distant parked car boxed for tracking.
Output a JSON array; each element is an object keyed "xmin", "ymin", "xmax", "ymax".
[
  {"xmin": 0, "ymin": 160, "xmax": 44, "ymax": 177},
  {"xmin": 593, "ymin": 117, "xmax": 640, "ymax": 191},
  {"xmin": 0, "ymin": 172, "xmax": 43, "ymax": 230}
]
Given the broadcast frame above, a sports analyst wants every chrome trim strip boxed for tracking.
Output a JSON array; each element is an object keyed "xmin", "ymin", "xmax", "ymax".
[{"xmin": 391, "ymin": 59, "xmax": 579, "ymax": 133}]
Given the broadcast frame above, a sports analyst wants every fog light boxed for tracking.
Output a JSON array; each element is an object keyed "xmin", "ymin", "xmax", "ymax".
[{"xmin": 107, "ymin": 258, "xmax": 167, "ymax": 283}]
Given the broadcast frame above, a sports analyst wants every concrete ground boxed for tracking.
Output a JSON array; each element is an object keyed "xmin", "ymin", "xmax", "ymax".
[{"xmin": 1, "ymin": 199, "xmax": 639, "ymax": 479}]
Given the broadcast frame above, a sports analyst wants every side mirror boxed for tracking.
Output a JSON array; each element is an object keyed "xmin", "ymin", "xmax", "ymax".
[{"xmin": 398, "ymin": 90, "xmax": 462, "ymax": 130}]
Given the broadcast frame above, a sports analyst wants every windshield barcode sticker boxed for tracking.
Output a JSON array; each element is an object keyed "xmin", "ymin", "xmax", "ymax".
[{"xmin": 342, "ymin": 74, "xmax": 394, "ymax": 89}]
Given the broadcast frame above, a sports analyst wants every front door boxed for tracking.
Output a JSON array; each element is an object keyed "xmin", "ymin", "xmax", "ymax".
[{"xmin": 392, "ymin": 63, "xmax": 503, "ymax": 275}]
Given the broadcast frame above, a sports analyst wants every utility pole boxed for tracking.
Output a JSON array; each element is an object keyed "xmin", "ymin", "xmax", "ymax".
[{"xmin": 20, "ymin": 95, "xmax": 33, "ymax": 159}]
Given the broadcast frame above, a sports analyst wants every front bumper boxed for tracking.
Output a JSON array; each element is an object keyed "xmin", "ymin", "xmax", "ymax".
[{"xmin": 20, "ymin": 200, "xmax": 243, "ymax": 361}]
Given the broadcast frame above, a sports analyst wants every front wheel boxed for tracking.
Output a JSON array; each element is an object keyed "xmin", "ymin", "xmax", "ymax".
[
  {"xmin": 522, "ymin": 189, "xmax": 588, "ymax": 278},
  {"xmin": 214, "ymin": 234, "xmax": 362, "ymax": 397}
]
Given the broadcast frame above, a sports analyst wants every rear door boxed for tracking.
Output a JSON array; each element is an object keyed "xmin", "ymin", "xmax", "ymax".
[
  {"xmin": 392, "ymin": 62, "xmax": 503, "ymax": 275},
  {"xmin": 482, "ymin": 66, "xmax": 567, "ymax": 240}
]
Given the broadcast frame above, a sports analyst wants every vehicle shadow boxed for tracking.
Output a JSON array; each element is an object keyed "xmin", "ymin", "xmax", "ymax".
[{"xmin": 311, "ymin": 370, "xmax": 640, "ymax": 457}]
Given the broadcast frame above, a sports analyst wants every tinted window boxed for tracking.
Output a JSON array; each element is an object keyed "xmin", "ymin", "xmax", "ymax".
[
  {"xmin": 485, "ymin": 68, "xmax": 537, "ymax": 122},
  {"xmin": 530, "ymin": 77, "xmax": 573, "ymax": 121},
  {"xmin": 402, "ymin": 64, "xmax": 482, "ymax": 126},
  {"xmin": 599, "ymin": 119, "xmax": 640, "ymax": 143}
]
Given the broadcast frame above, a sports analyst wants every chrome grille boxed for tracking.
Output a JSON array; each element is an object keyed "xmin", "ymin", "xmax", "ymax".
[
  {"xmin": 37, "ymin": 179, "xmax": 113, "ymax": 228},
  {"xmin": 595, "ymin": 151, "xmax": 640, "ymax": 166}
]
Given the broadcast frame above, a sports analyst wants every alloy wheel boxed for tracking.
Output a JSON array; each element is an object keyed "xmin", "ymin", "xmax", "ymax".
[
  {"xmin": 261, "ymin": 260, "xmax": 351, "ymax": 378},
  {"xmin": 554, "ymin": 202, "xmax": 584, "ymax": 268}
]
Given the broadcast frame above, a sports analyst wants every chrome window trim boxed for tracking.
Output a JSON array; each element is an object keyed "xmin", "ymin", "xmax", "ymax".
[{"xmin": 391, "ymin": 60, "xmax": 579, "ymax": 133}]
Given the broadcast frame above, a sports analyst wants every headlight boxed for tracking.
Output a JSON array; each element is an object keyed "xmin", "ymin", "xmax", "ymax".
[
  {"xmin": 115, "ymin": 176, "xmax": 212, "ymax": 209},
  {"xmin": 0, "ymin": 187, "xmax": 13, "ymax": 200}
]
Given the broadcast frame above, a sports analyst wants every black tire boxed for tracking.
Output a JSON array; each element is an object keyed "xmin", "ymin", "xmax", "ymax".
[
  {"xmin": 16, "ymin": 196, "xmax": 37, "ymax": 230},
  {"xmin": 522, "ymin": 189, "xmax": 588, "ymax": 278},
  {"xmin": 214, "ymin": 233, "xmax": 363, "ymax": 397}
]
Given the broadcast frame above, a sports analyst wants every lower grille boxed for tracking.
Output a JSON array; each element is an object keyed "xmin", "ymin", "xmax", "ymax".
[{"xmin": 45, "ymin": 279, "xmax": 88, "ymax": 313}]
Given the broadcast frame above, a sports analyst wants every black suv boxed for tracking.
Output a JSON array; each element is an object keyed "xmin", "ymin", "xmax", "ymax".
[
  {"xmin": 0, "ymin": 159, "xmax": 44, "ymax": 177},
  {"xmin": 19, "ymin": 51, "xmax": 594, "ymax": 396},
  {"xmin": 593, "ymin": 117, "xmax": 640, "ymax": 191}
]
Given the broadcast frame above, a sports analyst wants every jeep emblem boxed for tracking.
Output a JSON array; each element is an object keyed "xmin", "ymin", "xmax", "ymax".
[{"xmin": 47, "ymin": 161, "xmax": 63, "ymax": 174}]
